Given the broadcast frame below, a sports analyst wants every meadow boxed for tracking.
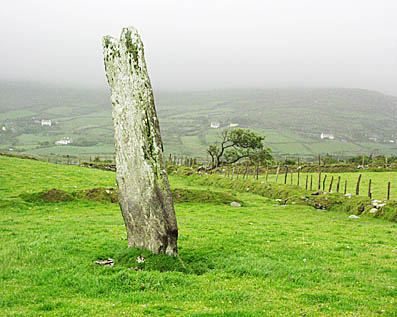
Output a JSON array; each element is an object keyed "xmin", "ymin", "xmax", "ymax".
[
  {"xmin": 1, "ymin": 82, "xmax": 397, "ymax": 159},
  {"xmin": 0, "ymin": 155, "xmax": 396, "ymax": 316}
]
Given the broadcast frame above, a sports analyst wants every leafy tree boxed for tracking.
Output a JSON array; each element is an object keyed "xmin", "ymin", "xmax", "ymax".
[{"xmin": 207, "ymin": 129, "xmax": 272, "ymax": 169}]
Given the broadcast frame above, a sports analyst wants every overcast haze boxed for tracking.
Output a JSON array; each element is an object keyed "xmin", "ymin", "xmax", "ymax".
[{"xmin": 1, "ymin": 0, "xmax": 396, "ymax": 94}]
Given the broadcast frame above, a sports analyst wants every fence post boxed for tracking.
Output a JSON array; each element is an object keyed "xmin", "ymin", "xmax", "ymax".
[
  {"xmin": 284, "ymin": 166, "xmax": 288, "ymax": 184},
  {"xmin": 322, "ymin": 174, "xmax": 327, "ymax": 191},
  {"xmin": 368, "ymin": 179, "xmax": 372, "ymax": 199},
  {"xmin": 344, "ymin": 180, "xmax": 347, "ymax": 195},
  {"xmin": 275, "ymin": 165, "xmax": 280, "ymax": 184},
  {"xmin": 290, "ymin": 170, "xmax": 293, "ymax": 185},
  {"xmin": 310, "ymin": 175, "xmax": 313, "ymax": 190},
  {"xmin": 305, "ymin": 175, "xmax": 308, "ymax": 190},
  {"xmin": 328, "ymin": 176, "xmax": 334, "ymax": 193},
  {"xmin": 265, "ymin": 166, "xmax": 269, "ymax": 183},
  {"xmin": 336, "ymin": 176, "xmax": 341, "ymax": 193},
  {"xmin": 318, "ymin": 172, "xmax": 321, "ymax": 190},
  {"xmin": 356, "ymin": 174, "xmax": 362, "ymax": 195},
  {"xmin": 387, "ymin": 182, "xmax": 390, "ymax": 200},
  {"xmin": 297, "ymin": 169, "xmax": 300, "ymax": 186}
]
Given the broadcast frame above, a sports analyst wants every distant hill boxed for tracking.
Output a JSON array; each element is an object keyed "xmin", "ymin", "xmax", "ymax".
[{"xmin": 0, "ymin": 81, "xmax": 396, "ymax": 159}]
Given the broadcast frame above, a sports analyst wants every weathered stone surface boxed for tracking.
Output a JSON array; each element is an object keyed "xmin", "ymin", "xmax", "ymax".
[{"xmin": 103, "ymin": 27, "xmax": 178, "ymax": 256}]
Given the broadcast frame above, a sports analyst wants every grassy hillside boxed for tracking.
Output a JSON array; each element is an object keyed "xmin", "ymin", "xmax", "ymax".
[
  {"xmin": 1, "ymin": 81, "xmax": 396, "ymax": 159},
  {"xmin": 1, "ymin": 156, "xmax": 396, "ymax": 315}
]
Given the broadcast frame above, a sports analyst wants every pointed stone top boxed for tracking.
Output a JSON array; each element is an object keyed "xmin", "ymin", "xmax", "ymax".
[{"xmin": 103, "ymin": 26, "xmax": 139, "ymax": 46}]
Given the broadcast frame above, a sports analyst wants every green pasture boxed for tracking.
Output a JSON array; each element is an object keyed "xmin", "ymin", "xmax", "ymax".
[{"xmin": 0, "ymin": 156, "xmax": 396, "ymax": 315}]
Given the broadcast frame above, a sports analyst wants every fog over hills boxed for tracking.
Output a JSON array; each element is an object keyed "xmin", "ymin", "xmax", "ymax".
[{"xmin": 0, "ymin": 81, "xmax": 396, "ymax": 158}]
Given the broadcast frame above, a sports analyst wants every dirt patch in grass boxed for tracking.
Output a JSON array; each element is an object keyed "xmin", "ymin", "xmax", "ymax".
[
  {"xmin": 21, "ymin": 188, "xmax": 75, "ymax": 203},
  {"xmin": 74, "ymin": 187, "xmax": 118, "ymax": 203},
  {"xmin": 20, "ymin": 187, "xmax": 241, "ymax": 206}
]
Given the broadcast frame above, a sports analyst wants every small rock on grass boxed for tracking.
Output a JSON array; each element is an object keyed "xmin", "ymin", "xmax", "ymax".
[
  {"xmin": 95, "ymin": 258, "xmax": 114, "ymax": 266},
  {"xmin": 370, "ymin": 208, "xmax": 378, "ymax": 214},
  {"xmin": 230, "ymin": 201, "xmax": 241, "ymax": 207},
  {"xmin": 348, "ymin": 215, "xmax": 360, "ymax": 219}
]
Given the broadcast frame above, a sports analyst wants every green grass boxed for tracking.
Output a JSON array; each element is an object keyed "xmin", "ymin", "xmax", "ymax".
[
  {"xmin": 0, "ymin": 156, "xmax": 396, "ymax": 315},
  {"xmin": 1, "ymin": 82, "xmax": 397, "ymax": 158}
]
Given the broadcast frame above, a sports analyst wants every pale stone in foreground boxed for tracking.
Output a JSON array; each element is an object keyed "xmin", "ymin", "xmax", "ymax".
[{"xmin": 103, "ymin": 27, "xmax": 178, "ymax": 256}]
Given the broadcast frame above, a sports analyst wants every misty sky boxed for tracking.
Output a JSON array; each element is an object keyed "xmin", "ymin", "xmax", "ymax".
[{"xmin": 1, "ymin": 0, "xmax": 397, "ymax": 95}]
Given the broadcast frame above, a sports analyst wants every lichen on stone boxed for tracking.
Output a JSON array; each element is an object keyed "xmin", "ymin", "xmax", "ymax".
[{"xmin": 102, "ymin": 26, "xmax": 178, "ymax": 256}]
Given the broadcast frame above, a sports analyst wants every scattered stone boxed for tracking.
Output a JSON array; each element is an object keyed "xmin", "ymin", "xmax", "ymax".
[
  {"xmin": 275, "ymin": 199, "xmax": 282, "ymax": 202},
  {"xmin": 370, "ymin": 208, "xmax": 378, "ymax": 214},
  {"xmin": 136, "ymin": 256, "xmax": 145, "ymax": 263},
  {"xmin": 311, "ymin": 191, "xmax": 322, "ymax": 195},
  {"xmin": 348, "ymin": 215, "xmax": 360, "ymax": 219},
  {"xmin": 345, "ymin": 193, "xmax": 352, "ymax": 198},
  {"xmin": 230, "ymin": 201, "xmax": 241, "ymax": 207},
  {"xmin": 95, "ymin": 258, "xmax": 114, "ymax": 267}
]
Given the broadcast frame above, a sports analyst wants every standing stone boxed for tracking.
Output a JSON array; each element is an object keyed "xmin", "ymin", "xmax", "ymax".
[{"xmin": 102, "ymin": 27, "xmax": 178, "ymax": 256}]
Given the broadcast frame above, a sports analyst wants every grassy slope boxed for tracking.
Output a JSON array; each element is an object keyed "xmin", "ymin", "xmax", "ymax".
[
  {"xmin": 0, "ymin": 156, "xmax": 396, "ymax": 316},
  {"xmin": 1, "ymin": 82, "xmax": 397, "ymax": 158}
]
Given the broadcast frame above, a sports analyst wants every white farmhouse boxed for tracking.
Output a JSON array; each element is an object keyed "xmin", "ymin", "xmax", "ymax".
[
  {"xmin": 210, "ymin": 122, "xmax": 220, "ymax": 129},
  {"xmin": 55, "ymin": 137, "xmax": 72, "ymax": 145},
  {"xmin": 229, "ymin": 123, "xmax": 239, "ymax": 128},
  {"xmin": 320, "ymin": 133, "xmax": 334, "ymax": 140},
  {"xmin": 41, "ymin": 119, "xmax": 52, "ymax": 127}
]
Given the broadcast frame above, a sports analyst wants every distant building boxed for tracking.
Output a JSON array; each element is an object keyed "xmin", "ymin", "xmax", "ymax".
[
  {"xmin": 210, "ymin": 122, "xmax": 220, "ymax": 129},
  {"xmin": 368, "ymin": 137, "xmax": 378, "ymax": 142},
  {"xmin": 41, "ymin": 120, "xmax": 52, "ymax": 127},
  {"xmin": 1, "ymin": 126, "xmax": 6, "ymax": 131},
  {"xmin": 55, "ymin": 137, "xmax": 72, "ymax": 145},
  {"xmin": 320, "ymin": 133, "xmax": 334, "ymax": 140},
  {"xmin": 388, "ymin": 139, "xmax": 395, "ymax": 143},
  {"xmin": 229, "ymin": 123, "xmax": 239, "ymax": 128}
]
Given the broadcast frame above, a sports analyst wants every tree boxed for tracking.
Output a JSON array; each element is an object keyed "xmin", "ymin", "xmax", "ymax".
[{"xmin": 207, "ymin": 128, "xmax": 272, "ymax": 169}]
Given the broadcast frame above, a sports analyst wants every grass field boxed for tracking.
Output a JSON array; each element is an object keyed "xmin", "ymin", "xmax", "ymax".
[
  {"xmin": 0, "ymin": 156, "xmax": 396, "ymax": 316},
  {"xmin": 255, "ymin": 171, "xmax": 396, "ymax": 201},
  {"xmin": 1, "ymin": 82, "xmax": 397, "ymax": 158}
]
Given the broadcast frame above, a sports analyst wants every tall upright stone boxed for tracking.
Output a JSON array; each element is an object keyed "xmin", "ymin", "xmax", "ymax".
[{"xmin": 102, "ymin": 27, "xmax": 178, "ymax": 256}]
